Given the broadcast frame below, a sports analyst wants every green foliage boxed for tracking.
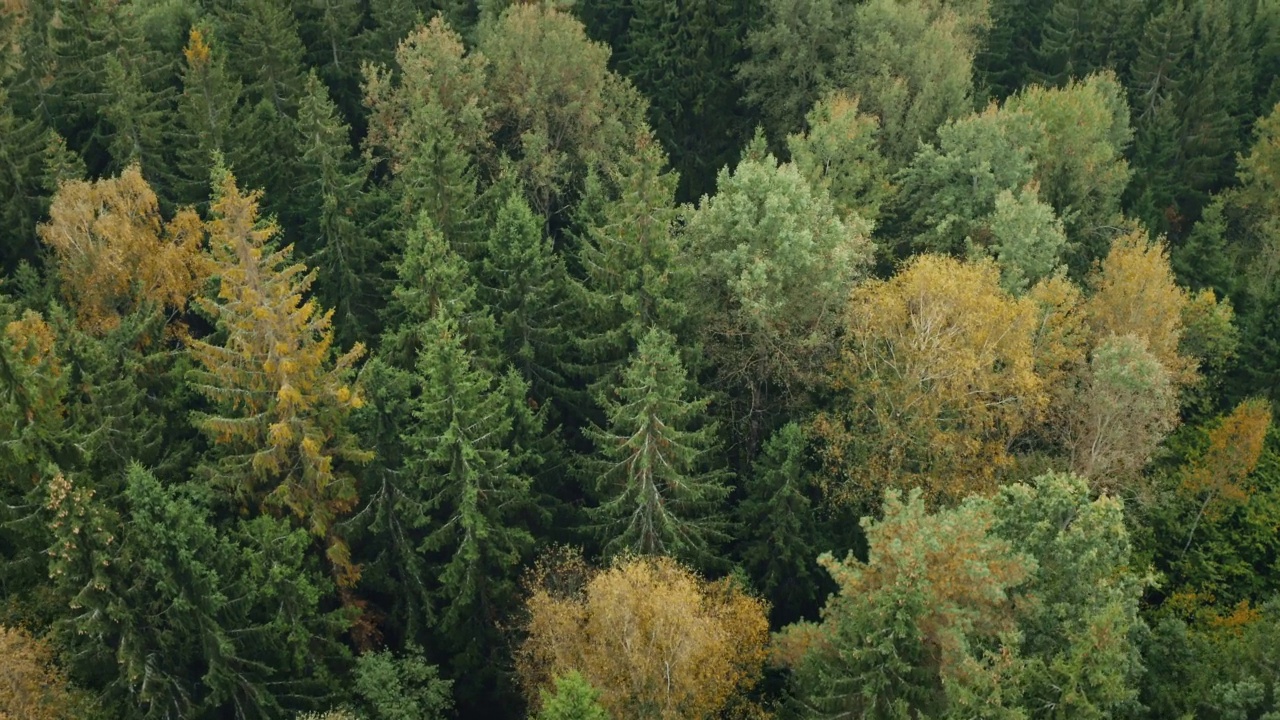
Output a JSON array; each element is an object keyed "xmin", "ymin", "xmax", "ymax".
[
  {"xmin": 735, "ymin": 422, "xmax": 826, "ymax": 626},
  {"xmin": 571, "ymin": 132, "xmax": 688, "ymax": 394},
  {"xmin": 534, "ymin": 671, "xmax": 610, "ymax": 720},
  {"xmin": 583, "ymin": 327, "xmax": 729, "ymax": 564},
  {"xmin": 479, "ymin": 190, "xmax": 573, "ymax": 403},
  {"xmin": 787, "ymin": 92, "xmax": 894, "ymax": 224},
  {"xmin": 294, "ymin": 70, "xmax": 378, "ymax": 344},
  {"xmin": 981, "ymin": 185, "xmax": 1068, "ymax": 293},
  {"xmin": 352, "ymin": 645, "xmax": 454, "ymax": 720},
  {"xmin": 777, "ymin": 489, "xmax": 1030, "ymax": 718},
  {"xmin": 683, "ymin": 140, "xmax": 873, "ymax": 458}
]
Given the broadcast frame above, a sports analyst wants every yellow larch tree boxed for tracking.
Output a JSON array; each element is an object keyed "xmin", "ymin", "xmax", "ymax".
[
  {"xmin": 37, "ymin": 165, "xmax": 207, "ymax": 335},
  {"xmin": 185, "ymin": 167, "xmax": 370, "ymax": 587},
  {"xmin": 517, "ymin": 552, "xmax": 770, "ymax": 720}
]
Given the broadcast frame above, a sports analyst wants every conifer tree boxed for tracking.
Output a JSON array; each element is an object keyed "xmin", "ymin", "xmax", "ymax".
[
  {"xmin": 362, "ymin": 17, "xmax": 489, "ymax": 249},
  {"xmin": 186, "ymin": 166, "xmax": 371, "ymax": 588},
  {"xmin": 612, "ymin": 0, "xmax": 755, "ymax": 199},
  {"xmin": 215, "ymin": 0, "xmax": 308, "ymax": 115},
  {"xmin": 47, "ymin": 464, "xmax": 348, "ymax": 719},
  {"xmin": 294, "ymin": 70, "xmax": 376, "ymax": 343},
  {"xmin": 584, "ymin": 327, "xmax": 729, "ymax": 564},
  {"xmin": 0, "ymin": 90, "xmax": 50, "ymax": 269},
  {"xmin": 101, "ymin": 53, "xmax": 173, "ymax": 187},
  {"xmin": 573, "ymin": 132, "xmax": 687, "ymax": 393},
  {"xmin": 173, "ymin": 27, "xmax": 244, "ymax": 207},
  {"xmin": 402, "ymin": 310, "xmax": 540, "ymax": 704},
  {"xmin": 735, "ymin": 422, "xmax": 825, "ymax": 626},
  {"xmin": 480, "ymin": 190, "xmax": 572, "ymax": 403}
]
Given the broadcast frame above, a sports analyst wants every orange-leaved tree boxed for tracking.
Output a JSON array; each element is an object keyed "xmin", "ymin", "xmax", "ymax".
[
  {"xmin": 37, "ymin": 165, "xmax": 207, "ymax": 335},
  {"xmin": 517, "ymin": 551, "xmax": 769, "ymax": 720},
  {"xmin": 186, "ymin": 166, "xmax": 370, "ymax": 587}
]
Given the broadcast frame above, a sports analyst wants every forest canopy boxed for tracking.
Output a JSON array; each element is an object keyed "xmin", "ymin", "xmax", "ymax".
[{"xmin": 2, "ymin": 0, "xmax": 1280, "ymax": 719}]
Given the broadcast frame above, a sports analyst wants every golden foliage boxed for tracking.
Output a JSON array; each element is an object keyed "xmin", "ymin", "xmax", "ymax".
[
  {"xmin": 1085, "ymin": 228, "xmax": 1196, "ymax": 387},
  {"xmin": 183, "ymin": 27, "xmax": 211, "ymax": 68},
  {"xmin": 37, "ymin": 165, "xmax": 208, "ymax": 335},
  {"xmin": 186, "ymin": 171, "xmax": 370, "ymax": 587},
  {"xmin": 814, "ymin": 254, "xmax": 1046, "ymax": 504},
  {"xmin": 1182, "ymin": 399, "xmax": 1271, "ymax": 515},
  {"xmin": 0, "ymin": 625, "xmax": 79, "ymax": 720},
  {"xmin": 518, "ymin": 552, "xmax": 770, "ymax": 720}
]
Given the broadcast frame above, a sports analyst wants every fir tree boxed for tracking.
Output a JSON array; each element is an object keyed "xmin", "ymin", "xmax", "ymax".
[{"xmin": 584, "ymin": 327, "xmax": 729, "ymax": 565}]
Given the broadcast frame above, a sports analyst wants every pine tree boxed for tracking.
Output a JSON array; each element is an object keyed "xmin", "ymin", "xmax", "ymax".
[
  {"xmin": 584, "ymin": 327, "xmax": 729, "ymax": 564},
  {"xmin": 294, "ymin": 70, "xmax": 376, "ymax": 344},
  {"xmin": 186, "ymin": 166, "xmax": 371, "ymax": 589},
  {"xmin": 295, "ymin": 0, "xmax": 364, "ymax": 116}
]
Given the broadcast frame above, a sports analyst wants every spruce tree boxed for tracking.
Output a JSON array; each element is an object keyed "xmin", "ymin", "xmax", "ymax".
[
  {"xmin": 294, "ymin": 70, "xmax": 376, "ymax": 344},
  {"xmin": 0, "ymin": 91, "xmax": 48, "ymax": 269},
  {"xmin": 584, "ymin": 327, "xmax": 729, "ymax": 565},
  {"xmin": 735, "ymin": 422, "xmax": 825, "ymax": 625},
  {"xmin": 403, "ymin": 310, "xmax": 539, "ymax": 707},
  {"xmin": 479, "ymin": 190, "xmax": 572, "ymax": 403},
  {"xmin": 215, "ymin": 0, "xmax": 308, "ymax": 115},
  {"xmin": 101, "ymin": 54, "xmax": 173, "ymax": 190},
  {"xmin": 172, "ymin": 27, "xmax": 244, "ymax": 207},
  {"xmin": 573, "ymin": 133, "xmax": 686, "ymax": 393}
]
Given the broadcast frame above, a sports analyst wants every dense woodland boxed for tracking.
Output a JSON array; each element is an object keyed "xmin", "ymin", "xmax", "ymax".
[{"xmin": 2, "ymin": 0, "xmax": 1280, "ymax": 718}]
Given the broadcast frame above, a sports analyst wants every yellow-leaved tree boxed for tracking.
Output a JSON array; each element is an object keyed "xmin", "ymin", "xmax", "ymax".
[
  {"xmin": 186, "ymin": 167, "xmax": 370, "ymax": 587},
  {"xmin": 37, "ymin": 165, "xmax": 207, "ymax": 335},
  {"xmin": 517, "ymin": 552, "xmax": 769, "ymax": 720},
  {"xmin": 813, "ymin": 254, "xmax": 1047, "ymax": 504},
  {"xmin": 0, "ymin": 625, "xmax": 81, "ymax": 720}
]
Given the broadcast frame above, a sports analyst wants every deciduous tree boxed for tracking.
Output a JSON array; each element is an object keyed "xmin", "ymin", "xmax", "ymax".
[
  {"xmin": 186, "ymin": 167, "xmax": 370, "ymax": 588},
  {"xmin": 518, "ymin": 552, "xmax": 769, "ymax": 720}
]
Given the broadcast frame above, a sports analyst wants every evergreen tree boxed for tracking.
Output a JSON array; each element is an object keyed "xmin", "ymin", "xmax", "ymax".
[
  {"xmin": 186, "ymin": 167, "xmax": 371, "ymax": 589},
  {"xmin": 215, "ymin": 0, "xmax": 308, "ymax": 115},
  {"xmin": 294, "ymin": 0, "xmax": 364, "ymax": 116},
  {"xmin": 612, "ymin": 0, "xmax": 755, "ymax": 199},
  {"xmin": 584, "ymin": 327, "xmax": 729, "ymax": 565},
  {"xmin": 735, "ymin": 422, "xmax": 825, "ymax": 626},
  {"xmin": 101, "ymin": 53, "xmax": 173, "ymax": 190},
  {"xmin": 0, "ymin": 91, "xmax": 49, "ymax": 270},
  {"xmin": 172, "ymin": 27, "xmax": 244, "ymax": 208},
  {"xmin": 479, "ymin": 190, "xmax": 573, "ymax": 403},
  {"xmin": 535, "ymin": 671, "xmax": 610, "ymax": 720},
  {"xmin": 402, "ymin": 310, "xmax": 539, "ymax": 708},
  {"xmin": 294, "ymin": 70, "xmax": 376, "ymax": 344},
  {"xmin": 47, "ymin": 464, "xmax": 348, "ymax": 720},
  {"xmin": 572, "ymin": 132, "xmax": 687, "ymax": 394}
]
